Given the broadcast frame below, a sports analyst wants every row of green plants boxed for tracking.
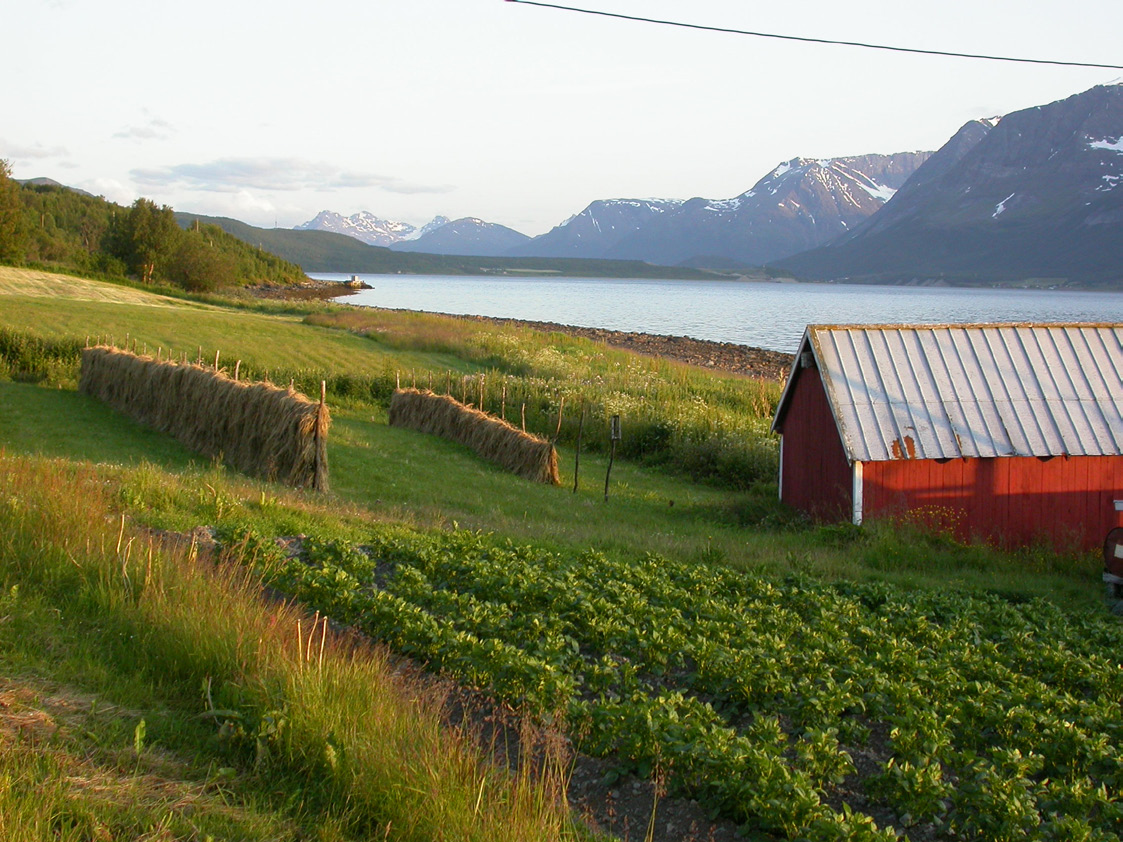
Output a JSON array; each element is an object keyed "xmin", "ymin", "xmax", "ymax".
[{"xmin": 232, "ymin": 525, "xmax": 1123, "ymax": 841}]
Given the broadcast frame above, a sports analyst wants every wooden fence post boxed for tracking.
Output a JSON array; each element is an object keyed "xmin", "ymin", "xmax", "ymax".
[
  {"xmin": 573, "ymin": 400, "xmax": 585, "ymax": 494},
  {"xmin": 554, "ymin": 395, "xmax": 565, "ymax": 442},
  {"xmin": 313, "ymin": 380, "xmax": 327, "ymax": 492},
  {"xmin": 604, "ymin": 414, "xmax": 621, "ymax": 501}
]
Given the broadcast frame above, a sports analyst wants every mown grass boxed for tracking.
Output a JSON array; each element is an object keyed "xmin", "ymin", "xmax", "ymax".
[
  {"xmin": 0, "ymin": 452, "xmax": 585, "ymax": 841},
  {"xmin": 0, "ymin": 267, "xmax": 458, "ymax": 379}
]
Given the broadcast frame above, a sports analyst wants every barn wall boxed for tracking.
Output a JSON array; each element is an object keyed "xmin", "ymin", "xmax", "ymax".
[
  {"xmin": 864, "ymin": 455, "xmax": 1123, "ymax": 551},
  {"xmin": 777, "ymin": 367, "xmax": 852, "ymax": 521}
]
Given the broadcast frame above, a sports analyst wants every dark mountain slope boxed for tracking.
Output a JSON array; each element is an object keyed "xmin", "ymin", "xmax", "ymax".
[{"xmin": 778, "ymin": 84, "xmax": 1123, "ymax": 286}]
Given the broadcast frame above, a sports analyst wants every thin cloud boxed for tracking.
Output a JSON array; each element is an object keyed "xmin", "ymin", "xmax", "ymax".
[
  {"xmin": 0, "ymin": 139, "xmax": 70, "ymax": 160},
  {"xmin": 114, "ymin": 116, "xmax": 174, "ymax": 141},
  {"xmin": 131, "ymin": 157, "xmax": 454, "ymax": 195}
]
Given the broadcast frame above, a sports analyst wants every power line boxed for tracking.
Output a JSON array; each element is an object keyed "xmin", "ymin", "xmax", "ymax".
[{"xmin": 505, "ymin": 0, "xmax": 1123, "ymax": 71}]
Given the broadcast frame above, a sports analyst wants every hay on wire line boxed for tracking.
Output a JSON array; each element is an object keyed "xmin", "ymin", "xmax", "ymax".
[
  {"xmin": 79, "ymin": 346, "xmax": 330, "ymax": 491},
  {"xmin": 389, "ymin": 388, "xmax": 560, "ymax": 485}
]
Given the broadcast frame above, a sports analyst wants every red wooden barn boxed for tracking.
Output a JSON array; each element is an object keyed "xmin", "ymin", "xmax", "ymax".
[{"xmin": 771, "ymin": 323, "xmax": 1123, "ymax": 550}]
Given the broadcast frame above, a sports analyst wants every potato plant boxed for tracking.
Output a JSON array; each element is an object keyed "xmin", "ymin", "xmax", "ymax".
[{"xmin": 238, "ymin": 527, "xmax": 1123, "ymax": 840}]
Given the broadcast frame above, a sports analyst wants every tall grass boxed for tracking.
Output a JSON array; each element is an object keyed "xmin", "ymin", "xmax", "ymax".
[
  {"xmin": 0, "ymin": 327, "xmax": 82, "ymax": 386},
  {"xmin": 307, "ymin": 309, "xmax": 784, "ymax": 489},
  {"xmin": 0, "ymin": 452, "xmax": 582, "ymax": 841}
]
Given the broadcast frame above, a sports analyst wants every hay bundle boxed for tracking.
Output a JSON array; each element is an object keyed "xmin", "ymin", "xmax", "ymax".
[
  {"xmin": 389, "ymin": 388, "xmax": 559, "ymax": 485},
  {"xmin": 79, "ymin": 346, "xmax": 329, "ymax": 490}
]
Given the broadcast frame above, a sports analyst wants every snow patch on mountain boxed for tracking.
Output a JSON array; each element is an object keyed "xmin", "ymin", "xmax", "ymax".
[
  {"xmin": 992, "ymin": 193, "xmax": 1016, "ymax": 218},
  {"xmin": 404, "ymin": 215, "xmax": 451, "ymax": 240},
  {"xmin": 705, "ymin": 197, "xmax": 743, "ymax": 212},
  {"xmin": 295, "ymin": 210, "xmax": 451, "ymax": 247},
  {"xmin": 1088, "ymin": 136, "xmax": 1123, "ymax": 152}
]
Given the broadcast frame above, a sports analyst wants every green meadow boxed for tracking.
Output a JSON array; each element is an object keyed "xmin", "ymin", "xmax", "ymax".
[{"xmin": 0, "ymin": 266, "xmax": 1118, "ymax": 841}]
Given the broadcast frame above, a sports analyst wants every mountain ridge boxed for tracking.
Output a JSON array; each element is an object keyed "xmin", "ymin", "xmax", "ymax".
[{"xmin": 776, "ymin": 83, "xmax": 1123, "ymax": 286}]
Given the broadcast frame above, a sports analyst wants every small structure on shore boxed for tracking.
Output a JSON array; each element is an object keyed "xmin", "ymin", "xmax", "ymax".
[{"xmin": 771, "ymin": 323, "xmax": 1123, "ymax": 550}]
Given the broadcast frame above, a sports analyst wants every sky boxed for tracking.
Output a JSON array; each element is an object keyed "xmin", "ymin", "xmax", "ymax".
[{"xmin": 4, "ymin": 0, "xmax": 1121, "ymax": 237}]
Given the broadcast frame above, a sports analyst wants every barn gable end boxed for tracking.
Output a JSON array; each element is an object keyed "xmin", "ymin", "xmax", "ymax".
[{"xmin": 772, "ymin": 323, "xmax": 1123, "ymax": 550}]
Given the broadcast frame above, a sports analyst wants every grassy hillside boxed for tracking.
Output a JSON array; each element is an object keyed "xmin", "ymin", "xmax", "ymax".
[
  {"xmin": 175, "ymin": 212, "xmax": 721, "ymax": 279},
  {"xmin": 1, "ymin": 266, "xmax": 1118, "ymax": 840}
]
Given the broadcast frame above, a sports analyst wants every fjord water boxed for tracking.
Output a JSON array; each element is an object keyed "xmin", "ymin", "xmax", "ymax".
[{"xmin": 315, "ymin": 273, "xmax": 1123, "ymax": 353}]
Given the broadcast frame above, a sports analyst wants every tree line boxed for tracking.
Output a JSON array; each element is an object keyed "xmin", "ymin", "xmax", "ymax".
[{"xmin": 0, "ymin": 159, "xmax": 306, "ymax": 291}]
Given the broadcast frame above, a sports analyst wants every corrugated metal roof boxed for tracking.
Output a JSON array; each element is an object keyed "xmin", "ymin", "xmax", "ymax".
[{"xmin": 773, "ymin": 323, "xmax": 1123, "ymax": 462}]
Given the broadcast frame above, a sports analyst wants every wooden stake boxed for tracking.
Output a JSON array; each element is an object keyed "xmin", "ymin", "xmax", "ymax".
[
  {"xmin": 554, "ymin": 395, "xmax": 565, "ymax": 441},
  {"xmin": 396, "ymin": 370, "xmax": 400, "ymax": 389},
  {"xmin": 604, "ymin": 414, "xmax": 621, "ymax": 502},
  {"xmin": 501, "ymin": 381, "xmax": 507, "ymax": 421},
  {"xmin": 521, "ymin": 402, "xmax": 526, "ymax": 432},
  {"xmin": 214, "ymin": 350, "xmax": 220, "ymax": 371},
  {"xmin": 604, "ymin": 438, "xmax": 617, "ymax": 502},
  {"xmin": 234, "ymin": 360, "xmax": 241, "ymax": 381},
  {"xmin": 478, "ymin": 375, "xmax": 485, "ymax": 412},
  {"xmin": 573, "ymin": 400, "xmax": 585, "ymax": 494}
]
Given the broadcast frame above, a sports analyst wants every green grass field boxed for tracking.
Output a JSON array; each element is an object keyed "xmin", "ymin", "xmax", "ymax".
[{"xmin": 1, "ymin": 266, "xmax": 1118, "ymax": 841}]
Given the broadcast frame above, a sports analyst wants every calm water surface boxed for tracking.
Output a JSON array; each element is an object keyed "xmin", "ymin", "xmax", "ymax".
[{"xmin": 312, "ymin": 273, "xmax": 1123, "ymax": 353}]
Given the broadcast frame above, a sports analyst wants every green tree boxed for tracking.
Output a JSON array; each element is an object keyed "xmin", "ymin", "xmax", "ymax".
[
  {"xmin": 167, "ymin": 229, "xmax": 238, "ymax": 292},
  {"xmin": 107, "ymin": 197, "xmax": 179, "ymax": 283},
  {"xmin": 0, "ymin": 159, "xmax": 26, "ymax": 262}
]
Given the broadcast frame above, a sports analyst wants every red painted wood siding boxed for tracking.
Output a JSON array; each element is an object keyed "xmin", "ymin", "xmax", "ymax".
[
  {"xmin": 777, "ymin": 368, "xmax": 852, "ymax": 521},
  {"xmin": 863, "ymin": 455, "xmax": 1123, "ymax": 551}
]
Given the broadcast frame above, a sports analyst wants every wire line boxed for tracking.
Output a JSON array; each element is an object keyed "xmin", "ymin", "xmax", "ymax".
[{"xmin": 505, "ymin": 0, "xmax": 1123, "ymax": 71}]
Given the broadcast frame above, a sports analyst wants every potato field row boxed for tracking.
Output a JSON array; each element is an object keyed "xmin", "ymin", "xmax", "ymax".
[{"xmin": 234, "ymin": 528, "xmax": 1123, "ymax": 841}]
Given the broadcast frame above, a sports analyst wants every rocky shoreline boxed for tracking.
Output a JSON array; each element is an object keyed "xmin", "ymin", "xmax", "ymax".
[{"xmin": 459, "ymin": 314, "xmax": 794, "ymax": 380}]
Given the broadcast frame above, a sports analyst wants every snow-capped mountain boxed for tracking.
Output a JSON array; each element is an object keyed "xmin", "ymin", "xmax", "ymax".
[
  {"xmin": 294, "ymin": 211, "xmax": 449, "ymax": 247},
  {"xmin": 507, "ymin": 199, "xmax": 686, "ymax": 259},
  {"xmin": 391, "ymin": 217, "xmax": 531, "ymax": 256},
  {"xmin": 778, "ymin": 83, "xmax": 1123, "ymax": 285},
  {"xmin": 509, "ymin": 154, "xmax": 929, "ymax": 266}
]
